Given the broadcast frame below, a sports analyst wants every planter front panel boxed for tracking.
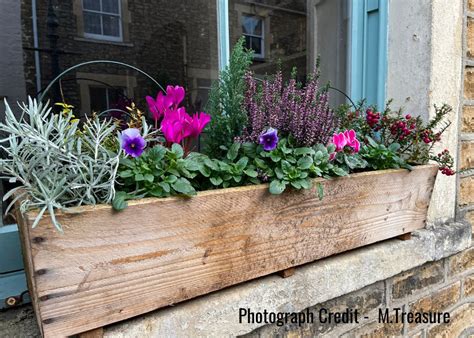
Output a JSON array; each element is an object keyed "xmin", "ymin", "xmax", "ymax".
[{"xmin": 17, "ymin": 165, "xmax": 438, "ymax": 337}]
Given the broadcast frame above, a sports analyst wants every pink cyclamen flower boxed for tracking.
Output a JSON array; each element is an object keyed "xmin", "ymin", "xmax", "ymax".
[
  {"xmin": 187, "ymin": 112, "xmax": 211, "ymax": 138},
  {"xmin": 332, "ymin": 132, "xmax": 347, "ymax": 152},
  {"xmin": 146, "ymin": 91, "xmax": 173, "ymax": 122},
  {"xmin": 120, "ymin": 128, "xmax": 146, "ymax": 158},
  {"xmin": 343, "ymin": 129, "xmax": 361, "ymax": 153},
  {"xmin": 161, "ymin": 107, "xmax": 193, "ymax": 144},
  {"xmin": 165, "ymin": 85, "xmax": 185, "ymax": 107}
]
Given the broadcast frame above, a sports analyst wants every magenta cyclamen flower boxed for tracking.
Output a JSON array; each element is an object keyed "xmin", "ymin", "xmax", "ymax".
[
  {"xmin": 332, "ymin": 132, "xmax": 347, "ymax": 152},
  {"xmin": 161, "ymin": 107, "xmax": 192, "ymax": 144},
  {"xmin": 343, "ymin": 129, "xmax": 361, "ymax": 153},
  {"xmin": 120, "ymin": 128, "xmax": 146, "ymax": 158},
  {"xmin": 146, "ymin": 91, "xmax": 172, "ymax": 122},
  {"xmin": 259, "ymin": 128, "xmax": 279, "ymax": 151},
  {"xmin": 331, "ymin": 129, "xmax": 360, "ymax": 154},
  {"xmin": 187, "ymin": 112, "xmax": 211, "ymax": 138}
]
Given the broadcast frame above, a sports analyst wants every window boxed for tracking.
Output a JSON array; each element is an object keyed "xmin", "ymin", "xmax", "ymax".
[
  {"xmin": 241, "ymin": 14, "xmax": 264, "ymax": 58},
  {"xmin": 82, "ymin": 0, "xmax": 122, "ymax": 41},
  {"xmin": 89, "ymin": 86, "xmax": 126, "ymax": 113}
]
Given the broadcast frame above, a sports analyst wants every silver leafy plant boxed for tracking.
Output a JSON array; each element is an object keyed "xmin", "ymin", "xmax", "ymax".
[{"xmin": 0, "ymin": 98, "xmax": 120, "ymax": 231}]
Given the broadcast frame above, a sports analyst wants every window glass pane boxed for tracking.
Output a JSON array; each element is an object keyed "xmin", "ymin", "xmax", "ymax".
[
  {"xmin": 242, "ymin": 15, "xmax": 262, "ymax": 36},
  {"xmin": 83, "ymin": 0, "xmax": 100, "ymax": 11},
  {"xmin": 230, "ymin": 0, "xmax": 350, "ymax": 105},
  {"xmin": 102, "ymin": 0, "xmax": 119, "ymax": 14},
  {"xmin": 83, "ymin": 12, "xmax": 101, "ymax": 35},
  {"xmin": 102, "ymin": 14, "xmax": 120, "ymax": 36},
  {"xmin": 89, "ymin": 86, "xmax": 108, "ymax": 113}
]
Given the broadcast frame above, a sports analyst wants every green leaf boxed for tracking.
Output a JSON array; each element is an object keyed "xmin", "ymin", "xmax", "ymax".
[
  {"xmin": 210, "ymin": 176, "xmax": 223, "ymax": 186},
  {"xmin": 388, "ymin": 143, "xmax": 401, "ymax": 152},
  {"xmin": 134, "ymin": 173, "xmax": 144, "ymax": 181},
  {"xmin": 269, "ymin": 180, "xmax": 286, "ymax": 194},
  {"xmin": 366, "ymin": 136, "xmax": 379, "ymax": 148},
  {"xmin": 158, "ymin": 181, "xmax": 171, "ymax": 193},
  {"xmin": 332, "ymin": 167, "xmax": 348, "ymax": 176},
  {"xmin": 244, "ymin": 169, "xmax": 258, "ymax": 177},
  {"xmin": 165, "ymin": 175, "xmax": 178, "ymax": 183},
  {"xmin": 297, "ymin": 156, "xmax": 313, "ymax": 170},
  {"xmin": 316, "ymin": 182, "xmax": 324, "ymax": 200},
  {"xmin": 254, "ymin": 158, "xmax": 267, "ymax": 168},
  {"xmin": 119, "ymin": 170, "xmax": 133, "ymax": 178},
  {"xmin": 270, "ymin": 152, "xmax": 281, "ymax": 162},
  {"xmin": 145, "ymin": 174, "xmax": 154, "ymax": 182},
  {"xmin": 171, "ymin": 143, "xmax": 184, "ymax": 158},
  {"xmin": 281, "ymin": 160, "xmax": 292, "ymax": 173},
  {"xmin": 294, "ymin": 147, "xmax": 314, "ymax": 156},
  {"xmin": 112, "ymin": 191, "xmax": 129, "ymax": 211},
  {"xmin": 227, "ymin": 142, "xmax": 240, "ymax": 161},
  {"xmin": 235, "ymin": 157, "xmax": 248, "ymax": 171},
  {"xmin": 119, "ymin": 158, "xmax": 134, "ymax": 168},
  {"xmin": 299, "ymin": 179, "xmax": 312, "ymax": 190},
  {"xmin": 172, "ymin": 178, "xmax": 196, "ymax": 195},
  {"xmin": 290, "ymin": 181, "xmax": 302, "ymax": 189}
]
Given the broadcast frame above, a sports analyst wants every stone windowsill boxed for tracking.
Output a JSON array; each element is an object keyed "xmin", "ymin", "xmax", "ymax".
[
  {"xmin": 73, "ymin": 36, "xmax": 134, "ymax": 47},
  {"xmin": 103, "ymin": 222, "xmax": 472, "ymax": 337}
]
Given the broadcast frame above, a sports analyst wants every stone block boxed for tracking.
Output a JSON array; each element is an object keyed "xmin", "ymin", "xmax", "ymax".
[
  {"xmin": 391, "ymin": 261, "xmax": 444, "ymax": 300},
  {"xmin": 408, "ymin": 282, "xmax": 460, "ymax": 328},
  {"xmin": 459, "ymin": 177, "xmax": 474, "ymax": 206},
  {"xmin": 448, "ymin": 247, "xmax": 474, "ymax": 276},
  {"xmin": 427, "ymin": 303, "xmax": 474, "ymax": 338},
  {"xmin": 461, "ymin": 142, "xmax": 474, "ymax": 170},
  {"xmin": 340, "ymin": 313, "xmax": 403, "ymax": 338},
  {"xmin": 462, "ymin": 106, "xmax": 474, "ymax": 133},
  {"xmin": 464, "ymin": 274, "xmax": 474, "ymax": 297}
]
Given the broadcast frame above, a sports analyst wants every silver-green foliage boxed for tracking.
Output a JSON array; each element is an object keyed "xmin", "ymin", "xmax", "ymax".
[{"xmin": 0, "ymin": 98, "xmax": 120, "ymax": 231}]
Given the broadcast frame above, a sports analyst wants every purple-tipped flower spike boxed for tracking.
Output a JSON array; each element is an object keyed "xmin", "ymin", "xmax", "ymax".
[
  {"xmin": 120, "ymin": 128, "xmax": 146, "ymax": 158},
  {"xmin": 259, "ymin": 128, "xmax": 279, "ymax": 151}
]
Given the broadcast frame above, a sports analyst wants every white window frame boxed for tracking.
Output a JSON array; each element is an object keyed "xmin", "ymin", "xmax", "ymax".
[
  {"xmin": 241, "ymin": 13, "xmax": 265, "ymax": 59},
  {"xmin": 82, "ymin": 0, "xmax": 123, "ymax": 42}
]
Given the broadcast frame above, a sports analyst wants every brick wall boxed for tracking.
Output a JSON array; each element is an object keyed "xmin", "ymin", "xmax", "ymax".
[{"xmin": 245, "ymin": 246, "xmax": 474, "ymax": 338}]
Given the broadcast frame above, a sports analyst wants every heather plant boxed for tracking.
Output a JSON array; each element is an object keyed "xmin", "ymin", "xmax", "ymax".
[
  {"xmin": 240, "ymin": 68, "xmax": 338, "ymax": 147},
  {"xmin": 0, "ymin": 98, "xmax": 120, "ymax": 231}
]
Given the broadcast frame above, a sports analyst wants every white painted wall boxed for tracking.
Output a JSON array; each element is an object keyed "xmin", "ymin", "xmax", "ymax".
[
  {"xmin": 0, "ymin": 0, "xmax": 27, "ymax": 119},
  {"xmin": 386, "ymin": 0, "xmax": 463, "ymax": 222}
]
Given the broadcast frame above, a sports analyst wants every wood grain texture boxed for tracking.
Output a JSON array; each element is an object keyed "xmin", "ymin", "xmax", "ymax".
[{"xmin": 17, "ymin": 165, "xmax": 438, "ymax": 337}]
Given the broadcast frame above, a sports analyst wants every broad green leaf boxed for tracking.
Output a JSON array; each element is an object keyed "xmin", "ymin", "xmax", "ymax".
[
  {"xmin": 134, "ymin": 173, "xmax": 144, "ymax": 181},
  {"xmin": 112, "ymin": 191, "xmax": 129, "ymax": 211},
  {"xmin": 269, "ymin": 180, "xmax": 286, "ymax": 194},
  {"xmin": 297, "ymin": 156, "xmax": 313, "ymax": 170},
  {"xmin": 244, "ymin": 169, "xmax": 258, "ymax": 177},
  {"xmin": 227, "ymin": 142, "xmax": 240, "ymax": 161},
  {"xmin": 171, "ymin": 143, "xmax": 184, "ymax": 158},
  {"xmin": 294, "ymin": 147, "xmax": 314, "ymax": 156},
  {"xmin": 210, "ymin": 176, "xmax": 223, "ymax": 186},
  {"xmin": 172, "ymin": 178, "xmax": 196, "ymax": 195},
  {"xmin": 158, "ymin": 181, "xmax": 170, "ymax": 193},
  {"xmin": 119, "ymin": 170, "xmax": 133, "ymax": 178},
  {"xmin": 388, "ymin": 143, "xmax": 401, "ymax": 152},
  {"xmin": 235, "ymin": 157, "xmax": 248, "ymax": 171}
]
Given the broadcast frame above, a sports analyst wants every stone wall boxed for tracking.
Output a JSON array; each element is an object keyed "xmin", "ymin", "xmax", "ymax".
[
  {"xmin": 246, "ymin": 246, "xmax": 474, "ymax": 338},
  {"xmin": 462, "ymin": 2, "xmax": 474, "ymax": 233}
]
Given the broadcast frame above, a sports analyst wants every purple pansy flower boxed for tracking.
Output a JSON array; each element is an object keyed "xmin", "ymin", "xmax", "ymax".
[
  {"xmin": 120, "ymin": 128, "xmax": 146, "ymax": 158},
  {"xmin": 259, "ymin": 128, "xmax": 279, "ymax": 151}
]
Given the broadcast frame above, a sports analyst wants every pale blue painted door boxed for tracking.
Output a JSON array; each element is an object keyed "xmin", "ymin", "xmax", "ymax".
[{"xmin": 350, "ymin": 0, "xmax": 388, "ymax": 108}]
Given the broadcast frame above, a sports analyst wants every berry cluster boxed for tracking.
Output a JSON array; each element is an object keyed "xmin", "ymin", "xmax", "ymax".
[
  {"xmin": 389, "ymin": 116, "xmax": 414, "ymax": 141},
  {"xmin": 366, "ymin": 109, "xmax": 381, "ymax": 128},
  {"xmin": 433, "ymin": 149, "xmax": 455, "ymax": 176}
]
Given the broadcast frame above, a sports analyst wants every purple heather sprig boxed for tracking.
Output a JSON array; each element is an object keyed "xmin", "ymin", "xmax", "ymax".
[{"xmin": 241, "ymin": 70, "xmax": 338, "ymax": 147}]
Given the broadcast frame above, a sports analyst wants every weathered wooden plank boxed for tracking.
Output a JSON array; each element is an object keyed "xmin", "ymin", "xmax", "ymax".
[{"xmin": 17, "ymin": 165, "xmax": 438, "ymax": 337}]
